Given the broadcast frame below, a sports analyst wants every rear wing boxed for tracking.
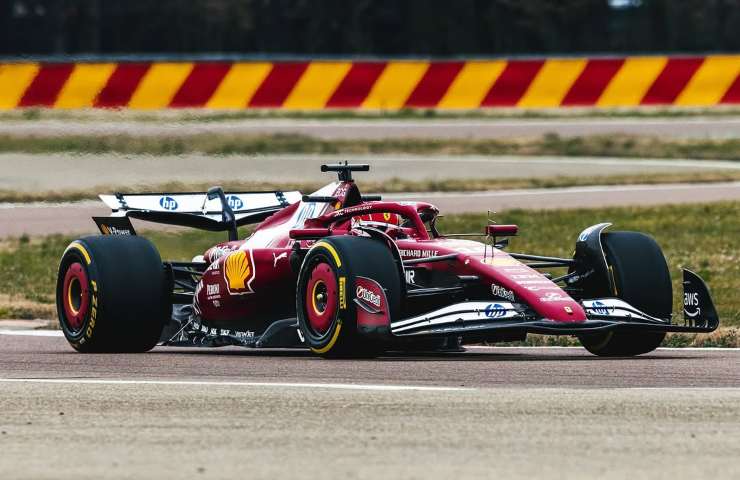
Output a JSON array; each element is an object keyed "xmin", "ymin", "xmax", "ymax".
[{"xmin": 99, "ymin": 190, "xmax": 302, "ymax": 234}]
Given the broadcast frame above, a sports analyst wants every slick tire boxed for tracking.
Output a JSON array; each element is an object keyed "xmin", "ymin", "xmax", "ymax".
[
  {"xmin": 579, "ymin": 231, "xmax": 672, "ymax": 357},
  {"xmin": 296, "ymin": 236, "xmax": 401, "ymax": 358},
  {"xmin": 56, "ymin": 235, "xmax": 171, "ymax": 353}
]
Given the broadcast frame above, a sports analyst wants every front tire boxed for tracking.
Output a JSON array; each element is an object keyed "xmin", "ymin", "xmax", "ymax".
[
  {"xmin": 56, "ymin": 235, "xmax": 171, "ymax": 353},
  {"xmin": 579, "ymin": 231, "xmax": 671, "ymax": 357},
  {"xmin": 296, "ymin": 236, "xmax": 401, "ymax": 358}
]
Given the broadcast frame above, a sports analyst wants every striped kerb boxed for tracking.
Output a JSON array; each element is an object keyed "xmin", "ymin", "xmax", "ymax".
[{"xmin": 1, "ymin": 55, "xmax": 740, "ymax": 110}]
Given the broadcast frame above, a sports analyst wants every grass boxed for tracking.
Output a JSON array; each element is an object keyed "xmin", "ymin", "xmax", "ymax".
[
  {"xmin": 1, "ymin": 202, "xmax": 738, "ymax": 346},
  {"xmin": 3, "ymin": 132, "xmax": 740, "ymax": 160},
  {"xmin": 4, "ymin": 106, "xmax": 740, "ymax": 122},
  {"xmin": 2, "ymin": 171, "xmax": 740, "ymax": 204}
]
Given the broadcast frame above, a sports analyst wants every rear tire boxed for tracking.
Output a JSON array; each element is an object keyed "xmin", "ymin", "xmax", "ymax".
[
  {"xmin": 296, "ymin": 236, "xmax": 401, "ymax": 358},
  {"xmin": 56, "ymin": 236, "xmax": 171, "ymax": 353},
  {"xmin": 579, "ymin": 231, "xmax": 671, "ymax": 357}
]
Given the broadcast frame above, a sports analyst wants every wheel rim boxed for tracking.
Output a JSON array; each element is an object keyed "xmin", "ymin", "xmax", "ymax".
[
  {"xmin": 305, "ymin": 260, "xmax": 338, "ymax": 335},
  {"xmin": 62, "ymin": 262, "xmax": 90, "ymax": 331}
]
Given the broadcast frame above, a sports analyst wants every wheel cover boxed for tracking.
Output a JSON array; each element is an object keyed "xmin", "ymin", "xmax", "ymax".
[
  {"xmin": 62, "ymin": 262, "xmax": 90, "ymax": 331},
  {"xmin": 305, "ymin": 261, "xmax": 338, "ymax": 334}
]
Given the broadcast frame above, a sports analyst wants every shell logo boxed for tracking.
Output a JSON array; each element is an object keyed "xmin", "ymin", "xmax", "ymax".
[{"xmin": 224, "ymin": 250, "xmax": 256, "ymax": 294}]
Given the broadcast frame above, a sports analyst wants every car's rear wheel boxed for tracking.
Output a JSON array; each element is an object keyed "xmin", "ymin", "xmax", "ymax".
[
  {"xmin": 56, "ymin": 235, "xmax": 171, "ymax": 353},
  {"xmin": 579, "ymin": 231, "xmax": 672, "ymax": 357},
  {"xmin": 296, "ymin": 236, "xmax": 401, "ymax": 358}
]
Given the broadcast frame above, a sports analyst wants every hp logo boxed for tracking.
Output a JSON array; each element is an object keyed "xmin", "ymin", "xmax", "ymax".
[
  {"xmin": 484, "ymin": 303, "xmax": 506, "ymax": 318},
  {"xmin": 159, "ymin": 196, "xmax": 178, "ymax": 211},
  {"xmin": 226, "ymin": 195, "xmax": 244, "ymax": 210}
]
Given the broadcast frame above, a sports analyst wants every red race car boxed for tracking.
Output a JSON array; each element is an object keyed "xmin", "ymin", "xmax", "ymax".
[{"xmin": 57, "ymin": 163, "xmax": 718, "ymax": 357}]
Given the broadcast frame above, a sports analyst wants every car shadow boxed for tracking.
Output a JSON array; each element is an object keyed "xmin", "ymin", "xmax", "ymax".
[{"xmin": 147, "ymin": 346, "xmax": 688, "ymax": 362}]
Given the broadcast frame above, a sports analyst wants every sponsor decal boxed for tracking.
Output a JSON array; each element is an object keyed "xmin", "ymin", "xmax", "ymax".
[
  {"xmin": 159, "ymin": 196, "xmax": 178, "ymax": 211},
  {"xmin": 383, "ymin": 212, "xmax": 391, "ymax": 222},
  {"xmin": 491, "ymin": 284, "xmax": 515, "ymax": 302},
  {"xmin": 564, "ymin": 306, "xmax": 573, "ymax": 314},
  {"xmin": 684, "ymin": 292, "xmax": 701, "ymax": 318},
  {"xmin": 100, "ymin": 224, "xmax": 132, "ymax": 236},
  {"xmin": 398, "ymin": 249, "xmax": 439, "ymax": 259},
  {"xmin": 591, "ymin": 300, "xmax": 613, "ymax": 315},
  {"xmin": 273, "ymin": 252, "xmax": 287, "ymax": 267},
  {"xmin": 338, "ymin": 276, "xmax": 347, "ymax": 310},
  {"xmin": 206, "ymin": 283, "xmax": 220, "ymax": 301},
  {"xmin": 331, "ymin": 204, "xmax": 373, "ymax": 217},
  {"xmin": 484, "ymin": 303, "xmax": 506, "ymax": 318},
  {"xmin": 225, "ymin": 195, "xmax": 244, "ymax": 210},
  {"xmin": 224, "ymin": 250, "xmax": 256, "ymax": 294},
  {"xmin": 405, "ymin": 269, "xmax": 416, "ymax": 284},
  {"xmin": 356, "ymin": 285, "xmax": 382, "ymax": 307},
  {"xmin": 540, "ymin": 292, "xmax": 571, "ymax": 302}
]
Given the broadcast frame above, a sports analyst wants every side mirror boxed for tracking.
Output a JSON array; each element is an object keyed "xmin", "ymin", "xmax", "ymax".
[{"xmin": 485, "ymin": 224, "xmax": 518, "ymax": 237}]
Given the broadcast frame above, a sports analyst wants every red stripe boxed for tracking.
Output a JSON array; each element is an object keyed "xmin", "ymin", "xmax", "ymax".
[
  {"xmin": 326, "ymin": 62, "xmax": 386, "ymax": 108},
  {"xmin": 169, "ymin": 62, "xmax": 231, "ymax": 107},
  {"xmin": 404, "ymin": 62, "xmax": 462, "ymax": 107},
  {"xmin": 248, "ymin": 62, "xmax": 308, "ymax": 107},
  {"xmin": 641, "ymin": 57, "xmax": 704, "ymax": 105},
  {"xmin": 18, "ymin": 63, "xmax": 74, "ymax": 107},
  {"xmin": 481, "ymin": 60, "xmax": 544, "ymax": 106},
  {"xmin": 561, "ymin": 59, "xmax": 624, "ymax": 106},
  {"xmin": 720, "ymin": 73, "xmax": 740, "ymax": 104},
  {"xmin": 94, "ymin": 63, "xmax": 150, "ymax": 108}
]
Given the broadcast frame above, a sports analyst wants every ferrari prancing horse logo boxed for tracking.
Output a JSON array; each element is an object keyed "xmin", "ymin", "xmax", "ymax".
[{"xmin": 224, "ymin": 250, "xmax": 256, "ymax": 294}]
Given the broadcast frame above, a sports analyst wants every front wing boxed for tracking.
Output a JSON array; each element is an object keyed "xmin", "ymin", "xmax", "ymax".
[{"xmin": 389, "ymin": 269, "xmax": 719, "ymax": 338}]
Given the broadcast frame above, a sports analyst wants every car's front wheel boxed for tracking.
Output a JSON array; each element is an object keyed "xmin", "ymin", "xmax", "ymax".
[{"xmin": 579, "ymin": 231, "xmax": 671, "ymax": 357}]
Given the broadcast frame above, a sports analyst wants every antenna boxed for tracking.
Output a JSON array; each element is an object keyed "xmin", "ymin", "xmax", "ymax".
[{"xmin": 320, "ymin": 162, "xmax": 370, "ymax": 182}]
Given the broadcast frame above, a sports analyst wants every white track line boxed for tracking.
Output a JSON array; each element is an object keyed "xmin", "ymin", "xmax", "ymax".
[
  {"xmin": 0, "ymin": 377, "xmax": 470, "ymax": 392},
  {"xmin": 0, "ymin": 329, "xmax": 63, "ymax": 337}
]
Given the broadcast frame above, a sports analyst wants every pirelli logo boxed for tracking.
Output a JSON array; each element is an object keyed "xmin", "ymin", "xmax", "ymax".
[{"xmin": 338, "ymin": 276, "xmax": 347, "ymax": 310}]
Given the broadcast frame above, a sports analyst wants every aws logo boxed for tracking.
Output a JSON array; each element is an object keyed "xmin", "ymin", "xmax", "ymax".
[{"xmin": 224, "ymin": 250, "xmax": 256, "ymax": 294}]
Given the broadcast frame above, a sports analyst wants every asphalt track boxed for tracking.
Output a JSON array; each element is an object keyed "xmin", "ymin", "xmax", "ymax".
[
  {"xmin": 4, "ymin": 153, "xmax": 739, "ymax": 192},
  {"xmin": 0, "ymin": 332, "xmax": 738, "ymax": 479},
  {"xmin": 1, "ymin": 182, "xmax": 739, "ymax": 237},
  {"xmin": 2, "ymin": 116, "xmax": 740, "ymax": 139}
]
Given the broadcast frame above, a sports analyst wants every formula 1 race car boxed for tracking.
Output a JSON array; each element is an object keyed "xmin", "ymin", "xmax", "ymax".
[{"xmin": 56, "ymin": 163, "xmax": 719, "ymax": 357}]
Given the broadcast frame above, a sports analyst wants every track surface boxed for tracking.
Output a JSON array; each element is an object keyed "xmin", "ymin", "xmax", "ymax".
[
  {"xmin": 0, "ymin": 333, "xmax": 738, "ymax": 479},
  {"xmin": 3, "ymin": 153, "xmax": 738, "ymax": 192},
  {"xmin": 2, "ymin": 182, "xmax": 739, "ymax": 237},
  {"xmin": 2, "ymin": 116, "xmax": 740, "ymax": 139}
]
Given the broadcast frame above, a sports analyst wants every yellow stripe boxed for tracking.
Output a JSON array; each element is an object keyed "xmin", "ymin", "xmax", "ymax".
[
  {"xmin": 65, "ymin": 242, "xmax": 91, "ymax": 265},
  {"xmin": 283, "ymin": 62, "xmax": 352, "ymax": 109},
  {"xmin": 54, "ymin": 63, "xmax": 116, "ymax": 109},
  {"xmin": 206, "ymin": 62, "xmax": 272, "ymax": 109},
  {"xmin": 361, "ymin": 62, "xmax": 429, "ymax": 110},
  {"xmin": 0, "ymin": 63, "xmax": 39, "ymax": 109},
  {"xmin": 311, "ymin": 321, "xmax": 342, "ymax": 354},
  {"xmin": 438, "ymin": 61, "xmax": 507, "ymax": 109},
  {"xmin": 597, "ymin": 56, "xmax": 667, "ymax": 107},
  {"xmin": 314, "ymin": 241, "xmax": 342, "ymax": 267},
  {"xmin": 518, "ymin": 59, "xmax": 587, "ymax": 108},
  {"xmin": 675, "ymin": 55, "xmax": 740, "ymax": 106},
  {"xmin": 128, "ymin": 62, "xmax": 194, "ymax": 109}
]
